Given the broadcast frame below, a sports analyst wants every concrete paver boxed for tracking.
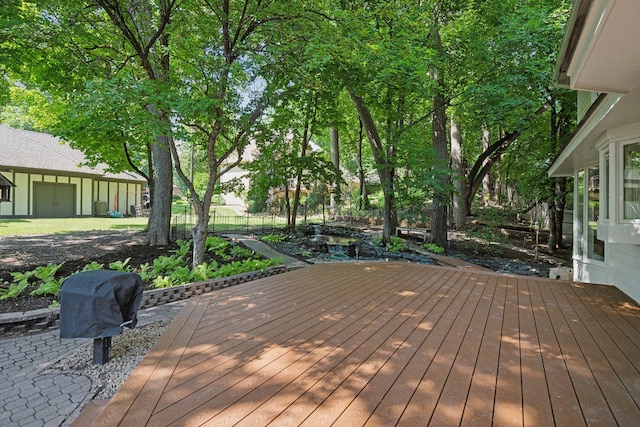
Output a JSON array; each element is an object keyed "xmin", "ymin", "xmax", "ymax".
[{"xmin": 0, "ymin": 300, "xmax": 186, "ymax": 427}]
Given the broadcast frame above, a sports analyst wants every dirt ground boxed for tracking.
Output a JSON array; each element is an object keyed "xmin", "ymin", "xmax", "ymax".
[
  {"xmin": 0, "ymin": 231, "xmax": 178, "ymax": 313},
  {"xmin": 0, "ymin": 225, "xmax": 571, "ymax": 314}
]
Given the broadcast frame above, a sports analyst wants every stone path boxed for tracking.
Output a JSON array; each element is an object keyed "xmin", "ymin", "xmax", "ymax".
[{"xmin": 0, "ymin": 300, "xmax": 186, "ymax": 426}]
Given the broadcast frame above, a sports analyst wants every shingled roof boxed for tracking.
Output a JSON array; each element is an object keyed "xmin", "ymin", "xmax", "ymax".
[{"xmin": 0, "ymin": 123, "xmax": 144, "ymax": 181}]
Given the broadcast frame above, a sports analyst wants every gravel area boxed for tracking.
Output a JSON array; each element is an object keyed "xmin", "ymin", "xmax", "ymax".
[{"xmin": 51, "ymin": 319, "xmax": 171, "ymax": 400}]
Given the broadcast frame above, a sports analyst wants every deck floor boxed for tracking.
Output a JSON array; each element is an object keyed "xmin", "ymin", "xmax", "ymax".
[{"xmin": 89, "ymin": 263, "xmax": 640, "ymax": 426}]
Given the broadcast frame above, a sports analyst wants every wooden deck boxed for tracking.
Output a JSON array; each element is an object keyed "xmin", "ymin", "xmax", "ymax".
[{"xmin": 85, "ymin": 263, "xmax": 640, "ymax": 426}]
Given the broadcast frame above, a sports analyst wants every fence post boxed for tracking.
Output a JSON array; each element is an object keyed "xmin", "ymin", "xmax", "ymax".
[{"xmin": 211, "ymin": 209, "xmax": 216, "ymax": 234}]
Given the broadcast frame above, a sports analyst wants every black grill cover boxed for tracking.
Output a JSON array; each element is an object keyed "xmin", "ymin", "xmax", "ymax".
[{"xmin": 59, "ymin": 270, "xmax": 144, "ymax": 339}]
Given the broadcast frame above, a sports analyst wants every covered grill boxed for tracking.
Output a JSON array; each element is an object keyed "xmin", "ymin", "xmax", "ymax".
[{"xmin": 59, "ymin": 270, "xmax": 144, "ymax": 364}]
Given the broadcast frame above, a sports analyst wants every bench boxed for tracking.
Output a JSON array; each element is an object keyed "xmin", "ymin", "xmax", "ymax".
[{"xmin": 395, "ymin": 227, "xmax": 429, "ymax": 242}]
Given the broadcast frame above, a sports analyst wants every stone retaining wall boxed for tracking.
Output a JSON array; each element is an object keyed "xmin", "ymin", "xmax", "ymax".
[{"xmin": 0, "ymin": 265, "xmax": 292, "ymax": 337}]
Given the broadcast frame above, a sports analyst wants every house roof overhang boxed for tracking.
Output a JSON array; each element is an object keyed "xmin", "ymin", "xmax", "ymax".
[
  {"xmin": 0, "ymin": 173, "xmax": 15, "ymax": 188},
  {"xmin": 550, "ymin": 0, "xmax": 640, "ymax": 177},
  {"xmin": 554, "ymin": 0, "xmax": 640, "ymax": 94}
]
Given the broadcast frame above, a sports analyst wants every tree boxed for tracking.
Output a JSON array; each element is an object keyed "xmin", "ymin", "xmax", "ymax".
[
  {"xmin": 21, "ymin": 0, "xmax": 298, "ymax": 266},
  {"xmin": 429, "ymin": 2, "xmax": 450, "ymax": 247},
  {"xmin": 442, "ymin": 0, "xmax": 570, "ymax": 227},
  {"xmin": 329, "ymin": 1, "xmax": 438, "ymax": 243}
]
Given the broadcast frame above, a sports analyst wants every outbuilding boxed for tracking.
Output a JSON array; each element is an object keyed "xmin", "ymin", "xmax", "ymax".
[{"xmin": 0, "ymin": 124, "xmax": 146, "ymax": 218}]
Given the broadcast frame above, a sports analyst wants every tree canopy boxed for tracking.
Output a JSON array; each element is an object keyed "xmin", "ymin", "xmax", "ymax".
[{"xmin": 1, "ymin": 0, "xmax": 574, "ymax": 261}]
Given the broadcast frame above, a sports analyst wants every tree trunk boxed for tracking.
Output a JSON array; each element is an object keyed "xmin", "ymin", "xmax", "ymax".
[
  {"xmin": 191, "ymin": 209, "xmax": 210, "ymax": 268},
  {"xmin": 290, "ymin": 106, "xmax": 313, "ymax": 233},
  {"xmin": 284, "ymin": 185, "xmax": 291, "ymax": 227},
  {"xmin": 548, "ymin": 176, "xmax": 567, "ymax": 252},
  {"xmin": 146, "ymin": 134, "xmax": 173, "ymax": 245},
  {"xmin": 481, "ymin": 127, "xmax": 491, "ymax": 204},
  {"xmin": 356, "ymin": 120, "xmax": 369, "ymax": 211},
  {"xmin": 330, "ymin": 127, "xmax": 339, "ymax": 217},
  {"xmin": 547, "ymin": 94, "xmax": 570, "ymax": 253},
  {"xmin": 348, "ymin": 88, "xmax": 397, "ymax": 243},
  {"xmin": 451, "ymin": 119, "xmax": 467, "ymax": 229},
  {"xmin": 430, "ymin": 15, "xmax": 449, "ymax": 247},
  {"xmin": 431, "ymin": 93, "xmax": 449, "ymax": 246}
]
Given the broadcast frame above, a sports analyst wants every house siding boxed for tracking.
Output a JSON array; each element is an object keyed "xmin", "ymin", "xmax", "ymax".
[
  {"xmin": 0, "ymin": 170, "xmax": 142, "ymax": 218},
  {"xmin": 606, "ymin": 243, "xmax": 640, "ymax": 304}
]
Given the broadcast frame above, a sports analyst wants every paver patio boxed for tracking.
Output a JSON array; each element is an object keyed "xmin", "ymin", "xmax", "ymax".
[{"xmin": 78, "ymin": 263, "xmax": 640, "ymax": 426}]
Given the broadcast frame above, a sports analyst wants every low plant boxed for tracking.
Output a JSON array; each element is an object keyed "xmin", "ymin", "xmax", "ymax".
[
  {"xmin": 424, "ymin": 243, "xmax": 445, "ymax": 254},
  {"xmin": 139, "ymin": 255, "xmax": 185, "ymax": 282},
  {"xmin": 81, "ymin": 261, "xmax": 104, "ymax": 271},
  {"xmin": 466, "ymin": 227, "xmax": 508, "ymax": 245},
  {"xmin": 0, "ymin": 271, "xmax": 32, "ymax": 300},
  {"xmin": 210, "ymin": 258, "xmax": 282, "ymax": 279},
  {"xmin": 206, "ymin": 236, "xmax": 231, "ymax": 260},
  {"xmin": 151, "ymin": 275, "xmax": 176, "ymax": 288},
  {"xmin": 108, "ymin": 257, "xmax": 133, "ymax": 272},
  {"xmin": 191, "ymin": 261, "xmax": 219, "ymax": 282},
  {"xmin": 31, "ymin": 263, "xmax": 65, "ymax": 297},
  {"xmin": 1, "ymin": 236, "xmax": 285, "ymax": 297},
  {"xmin": 229, "ymin": 245, "xmax": 254, "ymax": 259},
  {"xmin": 260, "ymin": 233, "xmax": 287, "ymax": 243},
  {"xmin": 386, "ymin": 236, "xmax": 406, "ymax": 252},
  {"xmin": 171, "ymin": 239, "xmax": 192, "ymax": 258}
]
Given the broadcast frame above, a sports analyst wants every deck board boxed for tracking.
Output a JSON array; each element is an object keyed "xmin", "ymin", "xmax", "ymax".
[{"xmin": 83, "ymin": 263, "xmax": 640, "ymax": 427}]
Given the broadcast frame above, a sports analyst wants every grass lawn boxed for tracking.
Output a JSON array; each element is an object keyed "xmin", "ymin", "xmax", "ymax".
[
  {"xmin": 0, "ymin": 205, "xmax": 245, "ymax": 237},
  {"xmin": 0, "ymin": 217, "xmax": 150, "ymax": 237}
]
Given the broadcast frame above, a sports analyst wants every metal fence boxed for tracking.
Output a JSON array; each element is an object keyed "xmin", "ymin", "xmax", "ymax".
[{"xmin": 170, "ymin": 211, "xmax": 294, "ymax": 241}]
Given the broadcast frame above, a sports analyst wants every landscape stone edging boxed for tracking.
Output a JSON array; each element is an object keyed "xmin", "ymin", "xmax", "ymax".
[{"xmin": 0, "ymin": 265, "xmax": 293, "ymax": 337}]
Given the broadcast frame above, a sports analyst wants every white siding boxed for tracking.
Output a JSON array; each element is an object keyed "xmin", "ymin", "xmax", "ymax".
[
  {"xmin": 606, "ymin": 243, "xmax": 640, "ymax": 304},
  {"xmin": 70, "ymin": 177, "xmax": 82, "ymax": 215},
  {"xmin": 82, "ymin": 178, "xmax": 93, "ymax": 215}
]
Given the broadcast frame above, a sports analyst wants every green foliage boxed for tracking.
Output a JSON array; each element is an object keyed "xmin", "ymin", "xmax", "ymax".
[
  {"xmin": 0, "ymin": 270, "xmax": 34, "ymax": 300},
  {"xmin": 151, "ymin": 276, "xmax": 176, "ymax": 289},
  {"xmin": 210, "ymin": 258, "xmax": 282, "ymax": 279},
  {"xmin": 424, "ymin": 243, "xmax": 445, "ymax": 254},
  {"xmin": 190, "ymin": 261, "xmax": 219, "ymax": 282},
  {"xmin": 139, "ymin": 255, "xmax": 184, "ymax": 283},
  {"xmin": 0, "ymin": 235, "xmax": 280, "ymax": 297},
  {"xmin": 465, "ymin": 226, "xmax": 508, "ymax": 245},
  {"xmin": 172, "ymin": 240, "xmax": 192, "ymax": 258},
  {"xmin": 0, "ymin": 279, "xmax": 30, "ymax": 301},
  {"xmin": 229, "ymin": 246, "xmax": 254, "ymax": 259},
  {"xmin": 260, "ymin": 233, "xmax": 287, "ymax": 243},
  {"xmin": 108, "ymin": 257, "xmax": 133, "ymax": 272},
  {"xmin": 148, "ymin": 257, "xmax": 281, "ymax": 289},
  {"xmin": 81, "ymin": 261, "xmax": 104, "ymax": 272},
  {"xmin": 475, "ymin": 206, "xmax": 519, "ymax": 227},
  {"xmin": 206, "ymin": 236, "xmax": 230, "ymax": 260},
  {"xmin": 30, "ymin": 263, "xmax": 65, "ymax": 297},
  {"xmin": 386, "ymin": 237, "xmax": 406, "ymax": 252}
]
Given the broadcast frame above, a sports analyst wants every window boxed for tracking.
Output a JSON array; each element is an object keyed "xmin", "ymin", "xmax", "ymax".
[
  {"xmin": 623, "ymin": 142, "xmax": 640, "ymax": 220},
  {"xmin": 575, "ymin": 168, "xmax": 605, "ymax": 261},
  {"xmin": 587, "ymin": 166, "xmax": 604, "ymax": 261}
]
